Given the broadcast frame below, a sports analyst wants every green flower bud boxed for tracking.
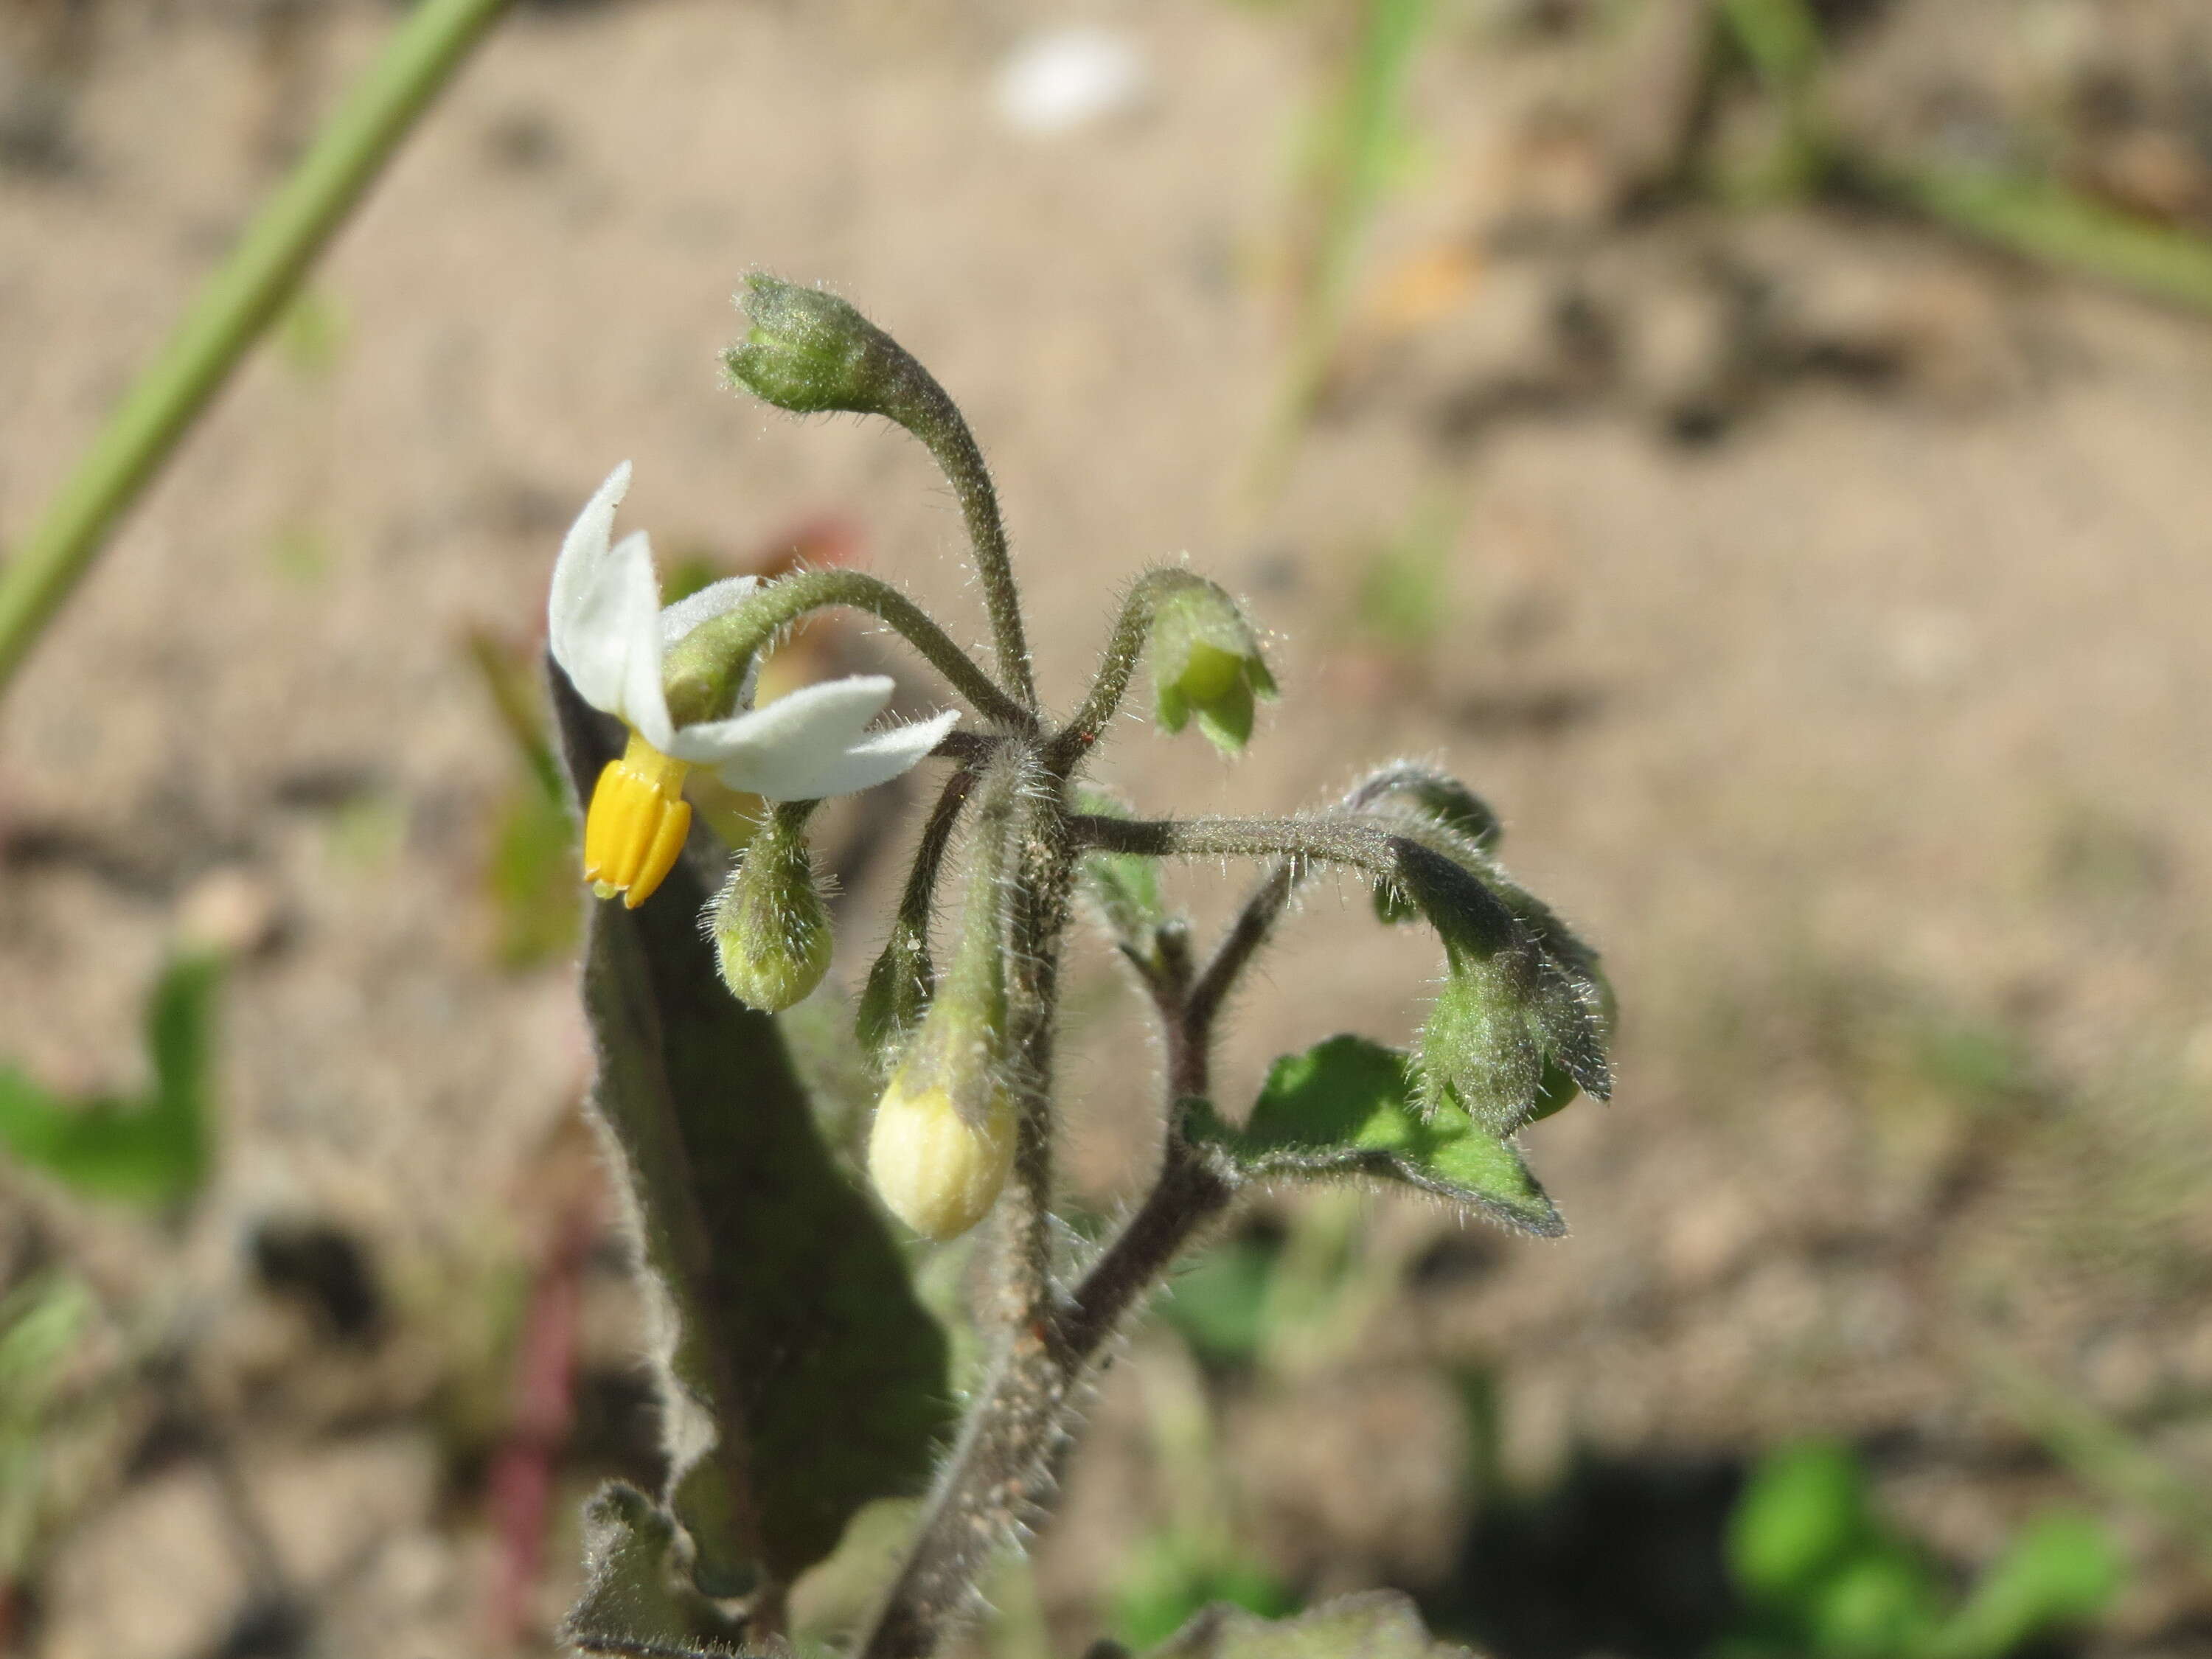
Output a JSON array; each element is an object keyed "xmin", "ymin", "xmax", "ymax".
[
  {"xmin": 856, "ymin": 925, "xmax": 933, "ymax": 1060},
  {"xmin": 1416, "ymin": 956, "xmax": 1545, "ymax": 1133},
  {"xmin": 722, "ymin": 275, "xmax": 908, "ymax": 417},
  {"xmin": 866, "ymin": 980, "xmax": 1015, "ymax": 1242},
  {"xmin": 1413, "ymin": 924, "xmax": 1612, "ymax": 1133},
  {"xmin": 710, "ymin": 808, "xmax": 832, "ymax": 1013},
  {"xmin": 1150, "ymin": 582, "xmax": 1278, "ymax": 756}
]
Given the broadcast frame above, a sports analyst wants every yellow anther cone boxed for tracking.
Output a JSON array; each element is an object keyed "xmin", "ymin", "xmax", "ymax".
[{"xmin": 582, "ymin": 733, "xmax": 693, "ymax": 908}]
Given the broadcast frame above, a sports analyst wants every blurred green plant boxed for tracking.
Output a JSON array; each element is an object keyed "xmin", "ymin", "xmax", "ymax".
[
  {"xmin": 1124, "ymin": 1591, "xmax": 1474, "ymax": 1658},
  {"xmin": 0, "ymin": 953, "xmax": 222, "ymax": 1208},
  {"xmin": 0, "ymin": 1273, "xmax": 96, "ymax": 1585},
  {"xmin": 1114, "ymin": 1534, "xmax": 1298, "ymax": 1652},
  {"xmin": 1351, "ymin": 503, "xmax": 1454, "ymax": 658},
  {"xmin": 1719, "ymin": 1440, "xmax": 2122, "ymax": 1659},
  {"xmin": 466, "ymin": 629, "xmax": 582, "ymax": 967},
  {"xmin": 1109, "ymin": 1338, "xmax": 1295, "ymax": 1649},
  {"xmin": 0, "ymin": 0, "xmax": 515, "ymax": 696},
  {"xmin": 1257, "ymin": 0, "xmax": 1436, "ymax": 487},
  {"xmin": 1709, "ymin": 0, "xmax": 2212, "ymax": 313}
]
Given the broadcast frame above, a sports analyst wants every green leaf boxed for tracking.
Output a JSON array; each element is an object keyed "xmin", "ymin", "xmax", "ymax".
[
  {"xmin": 1139, "ymin": 1590, "xmax": 1475, "ymax": 1658},
  {"xmin": 1806, "ymin": 1543, "xmax": 1943, "ymax": 1658},
  {"xmin": 1930, "ymin": 1513, "xmax": 2123, "ymax": 1659},
  {"xmin": 553, "ymin": 664, "xmax": 953, "ymax": 1594},
  {"xmin": 560, "ymin": 1484, "xmax": 747, "ymax": 1658},
  {"xmin": 1190, "ymin": 1035, "xmax": 1563, "ymax": 1237},
  {"xmin": 0, "ymin": 953, "xmax": 218, "ymax": 1206},
  {"xmin": 1728, "ymin": 1441, "xmax": 1878, "ymax": 1606}
]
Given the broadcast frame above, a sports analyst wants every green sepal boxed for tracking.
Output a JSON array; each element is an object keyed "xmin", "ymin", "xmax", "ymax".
[
  {"xmin": 855, "ymin": 925, "xmax": 933, "ymax": 1062},
  {"xmin": 723, "ymin": 275, "xmax": 903, "ymax": 418},
  {"xmin": 1188, "ymin": 1034, "xmax": 1564, "ymax": 1237},
  {"xmin": 1392, "ymin": 841, "xmax": 1614, "ymax": 1121},
  {"xmin": 1148, "ymin": 582, "xmax": 1277, "ymax": 757}
]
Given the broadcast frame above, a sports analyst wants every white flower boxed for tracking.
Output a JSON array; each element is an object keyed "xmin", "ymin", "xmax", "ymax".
[{"xmin": 549, "ymin": 462, "xmax": 957, "ymax": 906}]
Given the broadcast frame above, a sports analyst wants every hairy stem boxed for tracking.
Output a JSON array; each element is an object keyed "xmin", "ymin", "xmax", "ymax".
[
  {"xmin": 1186, "ymin": 762, "xmax": 1485, "ymax": 1032},
  {"xmin": 894, "ymin": 767, "xmax": 976, "ymax": 950},
  {"xmin": 661, "ymin": 568, "xmax": 1034, "ymax": 733},
  {"xmin": 1068, "ymin": 810, "xmax": 1407, "ymax": 877},
  {"xmin": 1046, "ymin": 568, "xmax": 1218, "ymax": 771},
  {"xmin": 898, "ymin": 383, "xmax": 1038, "ymax": 713}
]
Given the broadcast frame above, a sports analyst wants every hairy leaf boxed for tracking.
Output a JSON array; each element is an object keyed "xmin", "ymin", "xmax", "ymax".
[
  {"xmin": 563, "ymin": 1484, "xmax": 745, "ymax": 1658},
  {"xmin": 0, "ymin": 954, "xmax": 218, "ymax": 1206},
  {"xmin": 1189, "ymin": 1035, "xmax": 1563, "ymax": 1237},
  {"xmin": 1139, "ymin": 1590, "xmax": 1479, "ymax": 1658},
  {"xmin": 554, "ymin": 664, "xmax": 953, "ymax": 1593}
]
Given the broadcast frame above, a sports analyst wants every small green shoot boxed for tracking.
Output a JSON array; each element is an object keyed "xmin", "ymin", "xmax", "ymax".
[
  {"xmin": 0, "ymin": 1273, "xmax": 96, "ymax": 1578},
  {"xmin": 0, "ymin": 953, "xmax": 222, "ymax": 1208}
]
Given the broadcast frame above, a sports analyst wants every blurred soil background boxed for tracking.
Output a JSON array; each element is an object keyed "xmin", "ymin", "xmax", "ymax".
[{"xmin": 4, "ymin": 0, "xmax": 2212, "ymax": 1655}]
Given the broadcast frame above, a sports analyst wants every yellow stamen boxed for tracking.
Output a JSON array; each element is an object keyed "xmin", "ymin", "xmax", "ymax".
[{"xmin": 582, "ymin": 733, "xmax": 694, "ymax": 908}]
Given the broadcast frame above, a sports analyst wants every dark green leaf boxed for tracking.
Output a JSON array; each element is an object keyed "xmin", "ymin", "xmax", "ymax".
[
  {"xmin": 1140, "ymin": 1590, "xmax": 1477, "ymax": 1658},
  {"xmin": 1189, "ymin": 1035, "xmax": 1563, "ymax": 1237},
  {"xmin": 553, "ymin": 662, "xmax": 953, "ymax": 1593},
  {"xmin": 560, "ymin": 1484, "xmax": 747, "ymax": 1658},
  {"xmin": 0, "ymin": 954, "xmax": 218, "ymax": 1207}
]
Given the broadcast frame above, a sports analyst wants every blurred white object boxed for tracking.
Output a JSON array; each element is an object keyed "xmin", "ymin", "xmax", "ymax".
[{"xmin": 994, "ymin": 27, "xmax": 1149, "ymax": 136}]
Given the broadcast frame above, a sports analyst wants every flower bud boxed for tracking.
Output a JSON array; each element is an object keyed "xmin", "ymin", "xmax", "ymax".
[
  {"xmin": 722, "ymin": 275, "xmax": 908, "ymax": 417},
  {"xmin": 710, "ymin": 809, "xmax": 832, "ymax": 1013},
  {"xmin": 1149, "ymin": 583, "xmax": 1277, "ymax": 755},
  {"xmin": 855, "ymin": 925, "xmax": 933, "ymax": 1060},
  {"xmin": 1416, "ymin": 956, "xmax": 1544, "ymax": 1133},
  {"xmin": 1416, "ymin": 947, "xmax": 1613, "ymax": 1133},
  {"xmin": 866, "ymin": 994, "xmax": 1016, "ymax": 1242}
]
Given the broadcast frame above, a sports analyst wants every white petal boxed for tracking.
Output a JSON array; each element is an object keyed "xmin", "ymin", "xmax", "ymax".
[
  {"xmin": 660, "ymin": 574, "xmax": 761, "ymax": 649},
  {"xmin": 554, "ymin": 532, "xmax": 661, "ymax": 732},
  {"xmin": 721, "ymin": 707, "xmax": 961, "ymax": 801},
  {"xmin": 548, "ymin": 463, "xmax": 632, "ymax": 704},
  {"xmin": 660, "ymin": 674, "xmax": 896, "ymax": 767},
  {"xmin": 602, "ymin": 532, "xmax": 678, "ymax": 750}
]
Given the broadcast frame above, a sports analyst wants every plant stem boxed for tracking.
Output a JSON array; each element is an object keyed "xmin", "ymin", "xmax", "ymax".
[
  {"xmin": 661, "ymin": 568, "xmax": 1034, "ymax": 734},
  {"xmin": 0, "ymin": 0, "xmax": 515, "ymax": 697},
  {"xmin": 1046, "ymin": 567, "xmax": 1217, "ymax": 770},
  {"xmin": 900, "ymin": 384, "xmax": 1038, "ymax": 714}
]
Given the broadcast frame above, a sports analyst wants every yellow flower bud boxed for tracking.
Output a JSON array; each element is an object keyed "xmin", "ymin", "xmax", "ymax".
[{"xmin": 866, "ymin": 1068, "xmax": 1016, "ymax": 1243}]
